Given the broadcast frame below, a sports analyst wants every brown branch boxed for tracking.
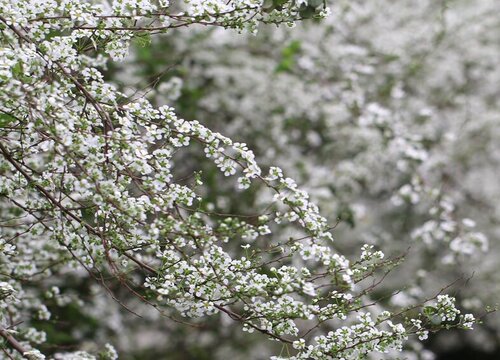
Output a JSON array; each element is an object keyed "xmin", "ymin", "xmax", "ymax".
[{"xmin": 0, "ymin": 328, "xmax": 32, "ymax": 359}]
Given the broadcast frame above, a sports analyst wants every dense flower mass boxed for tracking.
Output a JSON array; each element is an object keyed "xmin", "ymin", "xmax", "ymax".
[
  {"xmin": 0, "ymin": 0, "xmax": 490, "ymax": 359},
  {"xmin": 148, "ymin": 1, "xmax": 500, "ymax": 353}
]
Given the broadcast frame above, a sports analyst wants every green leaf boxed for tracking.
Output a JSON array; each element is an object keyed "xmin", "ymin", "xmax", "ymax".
[
  {"xmin": 12, "ymin": 62, "xmax": 23, "ymax": 77},
  {"xmin": 275, "ymin": 40, "xmax": 301, "ymax": 73},
  {"xmin": 134, "ymin": 33, "xmax": 152, "ymax": 48},
  {"xmin": 299, "ymin": 5, "xmax": 317, "ymax": 19},
  {"xmin": 0, "ymin": 113, "xmax": 16, "ymax": 127},
  {"xmin": 273, "ymin": 0, "xmax": 288, "ymax": 6},
  {"xmin": 423, "ymin": 306, "xmax": 438, "ymax": 317}
]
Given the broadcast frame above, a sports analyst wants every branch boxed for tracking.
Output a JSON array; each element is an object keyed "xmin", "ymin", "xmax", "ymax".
[{"xmin": 0, "ymin": 328, "xmax": 31, "ymax": 359}]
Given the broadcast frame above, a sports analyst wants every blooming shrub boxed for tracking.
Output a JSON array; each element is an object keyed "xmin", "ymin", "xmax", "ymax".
[
  {"xmin": 0, "ymin": 0, "xmax": 487, "ymax": 359},
  {"xmin": 134, "ymin": 0, "xmax": 500, "ymax": 353}
]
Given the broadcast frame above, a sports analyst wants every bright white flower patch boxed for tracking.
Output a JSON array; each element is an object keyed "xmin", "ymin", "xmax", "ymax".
[{"xmin": 0, "ymin": 0, "xmax": 481, "ymax": 359}]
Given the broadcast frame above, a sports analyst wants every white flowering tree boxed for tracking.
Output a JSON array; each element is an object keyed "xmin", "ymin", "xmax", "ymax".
[
  {"xmin": 0, "ymin": 0, "xmax": 486, "ymax": 359},
  {"xmin": 113, "ymin": 0, "xmax": 500, "ymax": 356}
]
